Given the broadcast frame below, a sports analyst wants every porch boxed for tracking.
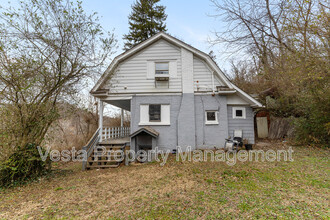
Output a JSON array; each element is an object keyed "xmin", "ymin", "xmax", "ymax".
[
  {"xmin": 100, "ymin": 127, "xmax": 130, "ymax": 145},
  {"xmin": 98, "ymin": 97, "xmax": 131, "ymax": 142},
  {"xmin": 82, "ymin": 97, "xmax": 132, "ymax": 170}
]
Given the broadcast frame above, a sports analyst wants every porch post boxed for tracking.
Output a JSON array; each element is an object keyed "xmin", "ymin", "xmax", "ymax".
[
  {"xmin": 99, "ymin": 100, "xmax": 104, "ymax": 141},
  {"xmin": 120, "ymin": 108, "xmax": 124, "ymax": 128},
  {"xmin": 120, "ymin": 108, "xmax": 124, "ymax": 137}
]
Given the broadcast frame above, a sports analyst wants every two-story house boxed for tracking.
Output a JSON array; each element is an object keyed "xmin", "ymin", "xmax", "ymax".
[{"xmin": 88, "ymin": 32, "xmax": 262, "ymax": 160}]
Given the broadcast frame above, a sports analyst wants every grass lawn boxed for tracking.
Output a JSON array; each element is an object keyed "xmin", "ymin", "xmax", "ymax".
[{"xmin": 0, "ymin": 141, "xmax": 329, "ymax": 219}]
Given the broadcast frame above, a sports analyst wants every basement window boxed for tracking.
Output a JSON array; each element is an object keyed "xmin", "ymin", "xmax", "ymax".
[
  {"xmin": 149, "ymin": 104, "xmax": 161, "ymax": 122},
  {"xmin": 205, "ymin": 111, "xmax": 218, "ymax": 125},
  {"xmin": 233, "ymin": 107, "xmax": 246, "ymax": 119}
]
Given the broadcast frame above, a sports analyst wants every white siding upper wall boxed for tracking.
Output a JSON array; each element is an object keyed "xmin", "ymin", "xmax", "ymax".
[
  {"xmin": 101, "ymin": 40, "xmax": 225, "ymax": 94},
  {"xmin": 103, "ymin": 39, "xmax": 182, "ymax": 93},
  {"xmin": 227, "ymin": 94, "xmax": 250, "ymax": 105},
  {"xmin": 193, "ymin": 56, "xmax": 224, "ymax": 92}
]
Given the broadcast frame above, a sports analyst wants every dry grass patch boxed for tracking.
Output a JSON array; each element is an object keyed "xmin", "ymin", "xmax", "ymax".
[{"xmin": 0, "ymin": 141, "xmax": 329, "ymax": 219}]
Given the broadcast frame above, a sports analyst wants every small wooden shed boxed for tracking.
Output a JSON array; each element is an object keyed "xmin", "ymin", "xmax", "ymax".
[{"xmin": 130, "ymin": 126, "xmax": 159, "ymax": 152}]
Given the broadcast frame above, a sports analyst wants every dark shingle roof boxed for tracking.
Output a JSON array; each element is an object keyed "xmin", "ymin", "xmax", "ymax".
[{"xmin": 130, "ymin": 126, "xmax": 159, "ymax": 138}]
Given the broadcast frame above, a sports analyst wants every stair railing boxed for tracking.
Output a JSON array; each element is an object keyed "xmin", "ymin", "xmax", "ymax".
[{"xmin": 82, "ymin": 128, "xmax": 100, "ymax": 170}]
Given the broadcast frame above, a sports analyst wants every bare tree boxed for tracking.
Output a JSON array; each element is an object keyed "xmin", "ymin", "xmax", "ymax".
[
  {"xmin": 0, "ymin": 0, "xmax": 116, "ymax": 148},
  {"xmin": 210, "ymin": 0, "xmax": 330, "ymax": 144},
  {"xmin": 210, "ymin": 0, "xmax": 328, "ymax": 70},
  {"xmin": 210, "ymin": 0, "xmax": 294, "ymax": 73}
]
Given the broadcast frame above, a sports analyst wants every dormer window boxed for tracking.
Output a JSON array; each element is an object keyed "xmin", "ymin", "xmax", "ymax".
[{"xmin": 155, "ymin": 63, "xmax": 169, "ymax": 75}]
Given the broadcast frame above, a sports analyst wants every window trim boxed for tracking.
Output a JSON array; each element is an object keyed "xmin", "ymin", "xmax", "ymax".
[
  {"xmin": 232, "ymin": 107, "xmax": 246, "ymax": 119},
  {"xmin": 139, "ymin": 104, "xmax": 171, "ymax": 126},
  {"xmin": 205, "ymin": 110, "xmax": 219, "ymax": 125}
]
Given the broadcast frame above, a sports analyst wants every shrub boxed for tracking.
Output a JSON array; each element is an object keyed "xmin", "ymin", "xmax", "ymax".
[
  {"xmin": 294, "ymin": 117, "xmax": 329, "ymax": 147},
  {"xmin": 293, "ymin": 95, "xmax": 330, "ymax": 147},
  {"xmin": 0, "ymin": 143, "xmax": 51, "ymax": 187}
]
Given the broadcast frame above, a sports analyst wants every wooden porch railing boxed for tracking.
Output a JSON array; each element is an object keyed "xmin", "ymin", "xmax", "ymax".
[{"xmin": 102, "ymin": 127, "xmax": 130, "ymax": 140}]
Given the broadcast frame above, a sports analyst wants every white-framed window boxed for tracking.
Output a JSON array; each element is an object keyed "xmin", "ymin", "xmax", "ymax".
[
  {"xmin": 232, "ymin": 107, "xmax": 246, "ymax": 119},
  {"xmin": 155, "ymin": 62, "xmax": 169, "ymax": 75},
  {"xmin": 140, "ymin": 104, "xmax": 170, "ymax": 125},
  {"xmin": 149, "ymin": 104, "xmax": 161, "ymax": 122},
  {"xmin": 205, "ymin": 111, "xmax": 219, "ymax": 125},
  {"xmin": 147, "ymin": 60, "xmax": 177, "ymax": 79}
]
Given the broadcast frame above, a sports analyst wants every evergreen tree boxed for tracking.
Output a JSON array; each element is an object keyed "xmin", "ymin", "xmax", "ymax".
[{"xmin": 123, "ymin": 0, "xmax": 167, "ymax": 50}]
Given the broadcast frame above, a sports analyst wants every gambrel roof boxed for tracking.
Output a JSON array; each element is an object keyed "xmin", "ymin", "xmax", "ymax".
[{"xmin": 91, "ymin": 32, "xmax": 262, "ymax": 107}]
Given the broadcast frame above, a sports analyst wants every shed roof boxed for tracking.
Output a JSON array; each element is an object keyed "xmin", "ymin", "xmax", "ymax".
[{"xmin": 130, "ymin": 126, "xmax": 159, "ymax": 138}]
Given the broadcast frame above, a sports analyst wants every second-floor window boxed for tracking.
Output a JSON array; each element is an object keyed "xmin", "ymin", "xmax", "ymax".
[{"xmin": 155, "ymin": 62, "xmax": 169, "ymax": 74}]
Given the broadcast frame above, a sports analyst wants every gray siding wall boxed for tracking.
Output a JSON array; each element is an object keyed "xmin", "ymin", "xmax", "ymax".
[
  {"xmin": 131, "ymin": 95, "xmax": 182, "ymax": 151},
  {"xmin": 177, "ymin": 93, "xmax": 196, "ymax": 150},
  {"xmin": 131, "ymin": 94, "xmax": 236, "ymax": 151},
  {"xmin": 227, "ymin": 106, "xmax": 255, "ymax": 144},
  {"xmin": 131, "ymin": 95, "xmax": 256, "ymax": 150},
  {"xmin": 194, "ymin": 95, "xmax": 228, "ymax": 149}
]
